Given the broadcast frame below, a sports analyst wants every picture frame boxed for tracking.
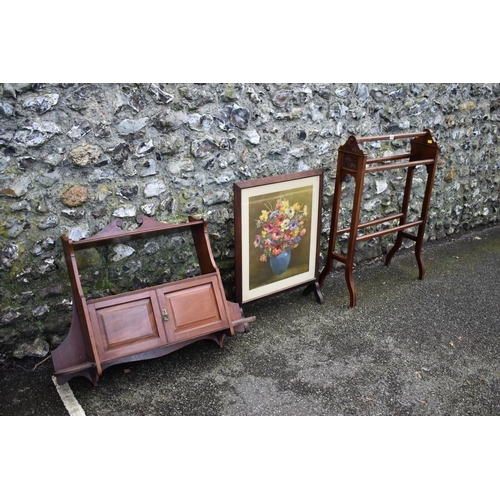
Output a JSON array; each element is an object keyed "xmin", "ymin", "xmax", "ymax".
[{"xmin": 234, "ymin": 169, "xmax": 324, "ymax": 304}]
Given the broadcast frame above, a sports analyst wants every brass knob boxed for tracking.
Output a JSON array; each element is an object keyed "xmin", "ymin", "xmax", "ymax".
[{"xmin": 162, "ymin": 308, "xmax": 169, "ymax": 322}]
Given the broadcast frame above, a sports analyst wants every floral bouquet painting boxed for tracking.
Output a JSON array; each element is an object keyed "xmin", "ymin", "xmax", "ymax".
[
  {"xmin": 235, "ymin": 169, "xmax": 323, "ymax": 303},
  {"xmin": 254, "ymin": 197, "xmax": 308, "ymax": 275},
  {"xmin": 248, "ymin": 185, "xmax": 313, "ymax": 290}
]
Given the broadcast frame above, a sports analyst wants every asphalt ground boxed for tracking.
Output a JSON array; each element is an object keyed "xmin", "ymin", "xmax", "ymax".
[
  {"xmin": 2, "ymin": 223, "xmax": 499, "ymax": 498},
  {"xmin": 2, "ymin": 222, "xmax": 500, "ymax": 417}
]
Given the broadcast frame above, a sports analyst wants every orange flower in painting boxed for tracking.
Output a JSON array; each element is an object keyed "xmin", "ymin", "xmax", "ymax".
[{"xmin": 272, "ymin": 244, "xmax": 283, "ymax": 256}]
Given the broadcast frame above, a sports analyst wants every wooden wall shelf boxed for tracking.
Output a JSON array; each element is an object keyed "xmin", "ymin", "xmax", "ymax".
[{"xmin": 52, "ymin": 215, "xmax": 255, "ymax": 386}]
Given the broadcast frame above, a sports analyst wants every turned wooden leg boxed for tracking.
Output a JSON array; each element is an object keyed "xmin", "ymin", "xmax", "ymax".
[
  {"xmin": 415, "ymin": 231, "xmax": 426, "ymax": 280},
  {"xmin": 345, "ymin": 265, "xmax": 356, "ymax": 308},
  {"xmin": 385, "ymin": 231, "xmax": 404, "ymax": 267}
]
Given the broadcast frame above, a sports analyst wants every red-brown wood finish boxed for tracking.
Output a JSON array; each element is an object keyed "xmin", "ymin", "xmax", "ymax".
[
  {"xmin": 52, "ymin": 215, "xmax": 255, "ymax": 386},
  {"xmin": 314, "ymin": 130, "xmax": 440, "ymax": 307}
]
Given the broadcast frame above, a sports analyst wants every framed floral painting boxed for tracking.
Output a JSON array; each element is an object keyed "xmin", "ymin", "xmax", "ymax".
[{"xmin": 234, "ymin": 169, "xmax": 324, "ymax": 304}]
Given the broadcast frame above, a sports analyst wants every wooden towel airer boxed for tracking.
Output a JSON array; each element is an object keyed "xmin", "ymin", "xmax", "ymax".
[{"xmin": 305, "ymin": 129, "xmax": 440, "ymax": 307}]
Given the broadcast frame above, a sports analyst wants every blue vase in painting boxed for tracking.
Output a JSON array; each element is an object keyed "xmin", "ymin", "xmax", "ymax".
[{"xmin": 269, "ymin": 248, "xmax": 291, "ymax": 275}]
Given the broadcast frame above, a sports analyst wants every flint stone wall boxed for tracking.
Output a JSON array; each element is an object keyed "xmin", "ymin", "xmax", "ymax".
[{"xmin": 1, "ymin": 83, "xmax": 499, "ymax": 359}]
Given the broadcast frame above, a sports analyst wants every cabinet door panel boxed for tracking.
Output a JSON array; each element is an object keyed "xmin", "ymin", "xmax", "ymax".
[
  {"xmin": 88, "ymin": 291, "xmax": 167, "ymax": 361},
  {"xmin": 158, "ymin": 277, "xmax": 229, "ymax": 343}
]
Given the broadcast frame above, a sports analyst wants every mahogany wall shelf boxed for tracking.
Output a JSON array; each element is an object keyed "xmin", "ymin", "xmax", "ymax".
[
  {"xmin": 307, "ymin": 129, "xmax": 439, "ymax": 307},
  {"xmin": 52, "ymin": 215, "xmax": 255, "ymax": 386}
]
